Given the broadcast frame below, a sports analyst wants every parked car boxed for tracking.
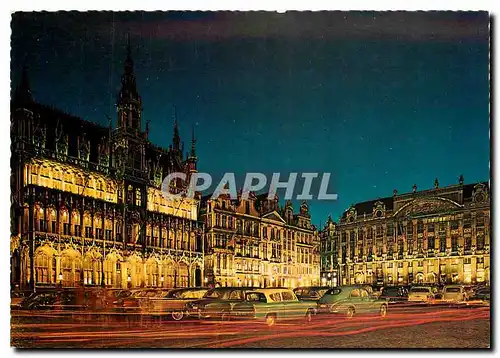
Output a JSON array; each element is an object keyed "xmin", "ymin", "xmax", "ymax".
[
  {"xmin": 140, "ymin": 287, "xmax": 208, "ymax": 320},
  {"xmin": 113, "ymin": 289, "xmax": 150, "ymax": 311},
  {"xmin": 467, "ymin": 286, "xmax": 490, "ymax": 306},
  {"xmin": 19, "ymin": 290, "xmax": 86, "ymax": 310},
  {"xmin": 11, "ymin": 291, "xmax": 28, "ymax": 310},
  {"xmin": 442, "ymin": 285, "xmax": 467, "ymax": 303},
  {"xmin": 379, "ymin": 286, "xmax": 408, "ymax": 303},
  {"xmin": 293, "ymin": 286, "xmax": 330, "ymax": 301},
  {"xmin": 186, "ymin": 287, "xmax": 254, "ymax": 320},
  {"xmin": 408, "ymin": 286, "xmax": 438, "ymax": 303},
  {"xmin": 317, "ymin": 286, "xmax": 388, "ymax": 318},
  {"xmin": 232, "ymin": 288, "xmax": 317, "ymax": 326},
  {"xmin": 464, "ymin": 286, "xmax": 476, "ymax": 299}
]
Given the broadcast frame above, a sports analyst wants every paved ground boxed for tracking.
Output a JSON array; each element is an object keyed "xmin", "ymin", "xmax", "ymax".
[{"xmin": 11, "ymin": 304, "xmax": 490, "ymax": 349}]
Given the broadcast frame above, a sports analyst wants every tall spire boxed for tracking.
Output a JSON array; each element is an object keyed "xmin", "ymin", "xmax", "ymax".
[
  {"xmin": 172, "ymin": 106, "xmax": 181, "ymax": 152},
  {"xmin": 190, "ymin": 124, "xmax": 197, "ymax": 158},
  {"xmin": 116, "ymin": 35, "xmax": 142, "ymax": 131},
  {"xmin": 124, "ymin": 33, "xmax": 133, "ymax": 75},
  {"xmin": 118, "ymin": 34, "xmax": 140, "ymax": 105},
  {"xmin": 14, "ymin": 64, "xmax": 33, "ymax": 105}
]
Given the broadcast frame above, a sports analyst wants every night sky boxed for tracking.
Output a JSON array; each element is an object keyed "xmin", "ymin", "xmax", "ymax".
[{"xmin": 10, "ymin": 12, "xmax": 490, "ymax": 226}]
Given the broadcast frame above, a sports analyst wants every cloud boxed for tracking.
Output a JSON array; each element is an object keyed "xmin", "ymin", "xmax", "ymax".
[
  {"xmin": 104, "ymin": 11, "xmax": 489, "ymax": 42},
  {"xmin": 11, "ymin": 11, "xmax": 489, "ymax": 44}
]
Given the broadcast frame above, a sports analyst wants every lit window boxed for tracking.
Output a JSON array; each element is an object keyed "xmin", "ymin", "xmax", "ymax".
[{"xmin": 136, "ymin": 188, "xmax": 142, "ymax": 206}]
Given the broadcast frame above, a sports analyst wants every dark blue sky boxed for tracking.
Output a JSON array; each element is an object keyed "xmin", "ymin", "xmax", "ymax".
[{"xmin": 11, "ymin": 12, "xmax": 490, "ymax": 226}]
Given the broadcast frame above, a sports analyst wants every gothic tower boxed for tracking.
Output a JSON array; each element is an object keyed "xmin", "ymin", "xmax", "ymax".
[{"xmin": 113, "ymin": 39, "xmax": 146, "ymax": 179}]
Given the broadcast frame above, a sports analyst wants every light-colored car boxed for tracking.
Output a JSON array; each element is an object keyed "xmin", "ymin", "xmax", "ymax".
[
  {"xmin": 317, "ymin": 286, "xmax": 388, "ymax": 318},
  {"xmin": 232, "ymin": 288, "xmax": 317, "ymax": 326},
  {"xmin": 408, "ymin": 286, "xmax": 437, "ymax": 303},
  {"xmin": 442, "ymin": 285, "xmax": 467, "ymax": 303}
]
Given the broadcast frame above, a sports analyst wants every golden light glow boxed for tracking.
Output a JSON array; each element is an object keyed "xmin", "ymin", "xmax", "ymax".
[{"xmin": 26, "ymin": 159, "xmax": 118, "ymax": 203}]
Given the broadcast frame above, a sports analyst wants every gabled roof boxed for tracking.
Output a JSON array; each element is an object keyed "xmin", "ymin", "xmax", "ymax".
[{"xmin": 261, "ymin": 210, "xmax": 286, "ymax": 223}]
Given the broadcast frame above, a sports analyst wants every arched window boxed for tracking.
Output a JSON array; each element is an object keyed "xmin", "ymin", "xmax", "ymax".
[
  {"xmin": 83, "ymin": 255, "xmax": 102, "ymax": 286},
  {"xmin": 72, "ymin": 211, "xmax": 81, "ymax": 237},
  {"xmin": 61, "ymin": 255, "xmax": 73, "ymax": 286},
  {"xmin": 103, "ymin": 258, "xmax": 115, "ymax": 286},
  {"xmin": 127, "ymin": 185, "xmax": 133, "ymax": 204},
  {"xmin": 178, "ymin": 263, "xmax": 189, "ymax": 288},
  {"xmin": 163, "ymin": 261, "xmax": 175, "ymax": 288},
  {"xmin": 35, "ymin": 205, "xmax": 45, "ymax": 232},
  {"xmin": 48, "ymin": 208, "xmax": 57, "ymax": 234},
  {"xmin": 135, "ymin": 188, "xmax": 142, "ymax": 206},
  {"xmin": 83, "ymin": 213, "xmax": 92, "ymax": 238},
  {"xmin": 146, "ymin": 260, "xmax": 159, "ymax": 287},
  {"xmin": 35, "ymin": 252, "xmax": 50, "ymax": 284}
]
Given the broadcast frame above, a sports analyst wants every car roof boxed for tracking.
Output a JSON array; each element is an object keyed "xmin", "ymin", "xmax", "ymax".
[
  {"xmin": 208, "ymin": 287, "xmax": 254, "ymax": 291},
  {"xmin": 410, "ymin": 286, "xmax": 433, "ymax": 289},
  {"xmin": 294, "ymin": 286, "xmax": 330, "ymax": 290},
  {"xmin": 248, "ymin": 288, "xmax": 294, "ymax": 294}
]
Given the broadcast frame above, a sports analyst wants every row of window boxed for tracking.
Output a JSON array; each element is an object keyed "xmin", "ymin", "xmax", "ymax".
[
  {"xmin": 33, "ymin": 253, "xmax": 193, "ymax": 287},
  {"xmin": 323, "ymin": 233, "xmax": 486, "ymax": 255},
  {"xmin": 210, "ymin": 215, "xmax": 314, "ymax": 243},
  {"xmin": 337, "ymin": 215, "xmax": 488, "ymax": 239}
]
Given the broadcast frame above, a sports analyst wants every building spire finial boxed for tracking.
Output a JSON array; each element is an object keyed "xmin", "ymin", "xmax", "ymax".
[
  {"xmin": 190, "ymin": 124, "xmax": 197, "ymax": 158},
  {"xmin": 172, "ymin": 105, "xmax": 181, "ymax": 152},
  {"xmin": 14, "ymin": 63, "xmax": 33, "ymax": 105}
]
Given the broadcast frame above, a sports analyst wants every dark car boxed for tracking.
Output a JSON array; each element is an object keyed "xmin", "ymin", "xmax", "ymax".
[
  {"xmin": 20, "ymin": 290, "xmax": 82, "ymax": 310},
  {"xmin": 317, "ymin": 286, "xmax": 388, "ymax": 318},
  {"xmin": 186, "ymin": 287, "xmax": 254, "ymax": 320},
  {"xmin": 140, "ymin": 287, "xmax": 207, "ymax": 320},
  {"xmin": 379, "ymin": 286, "xmax": 408, "ymax": 303},
  {"xmin": 11, "ymin": 291, "xmax": 28, "ymax": 310},
  {"xmin": 293, "ymin": 286, "xmax": 330, "ymax": 302},
  {"xmin": 468, "ymin": 286, "xmax": 490, "ymax": 305}
]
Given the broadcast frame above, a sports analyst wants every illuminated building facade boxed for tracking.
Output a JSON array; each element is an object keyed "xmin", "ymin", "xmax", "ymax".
[
  {"xmin": 200, "ymin": 193, "xmax": 320, "ymax": 288},
  {"xmin": 320, "ymin": 178, "xmax": 490, "ymax": 286},
  {"xmin": 10, "ymin": 46, "xmax": 204, "ymax": 290}
]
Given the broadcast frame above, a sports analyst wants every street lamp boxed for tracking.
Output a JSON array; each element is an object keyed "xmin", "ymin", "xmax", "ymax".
[{"xmin": 58, "ymin": 271, "xmax": 63, "ymax": 281}]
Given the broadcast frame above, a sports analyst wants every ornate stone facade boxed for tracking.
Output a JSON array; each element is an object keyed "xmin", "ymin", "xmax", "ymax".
[
  {"xmin": 10, "ymin": 45, "xmax": 204, "ymax": 290},
  {"xmin": 320, "ymin": 179, "xmax": 490, "ymax": 286},
  {"xmin": 200, "ymin": 193, "xmax": 320, "ymax": 288}
]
